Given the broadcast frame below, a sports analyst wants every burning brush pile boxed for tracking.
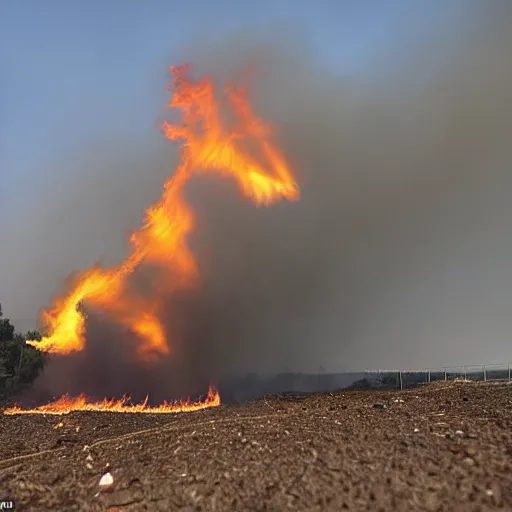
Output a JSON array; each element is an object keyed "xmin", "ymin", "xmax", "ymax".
[{"xmin": 4, "ymin": 64, "xmax": 299, "ymax": 416}]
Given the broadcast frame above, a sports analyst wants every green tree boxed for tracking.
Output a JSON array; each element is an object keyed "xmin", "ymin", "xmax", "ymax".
[
  {"xmin": 0, "ymin": 303, "xmax": 45, "ymax": 392},
  {"xmin": 17, "ymin": 340, "xmax": 45, "ymax": 384},
  {"xmin": 0, "ymin": 304, "xmax": 15, "ymax": 342},
  {"xmin": 25, "ymin": 330, "xmax": 42, "ymax": 342}
]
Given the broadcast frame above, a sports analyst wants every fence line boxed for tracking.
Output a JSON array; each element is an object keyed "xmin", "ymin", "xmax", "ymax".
[{"xmin": 363, "ymin": 362, "xmax": 512, "ymax": 390}]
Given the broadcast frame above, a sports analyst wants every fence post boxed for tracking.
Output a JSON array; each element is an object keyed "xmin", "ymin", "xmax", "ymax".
[
  {"xmin": 399, "ymin": 371, "xmax": 403, "ymax": 390},
  {"xmin": 509, "ymin": 363, "xmax": 511, "ymax": 382},
  {"xmin": 464, "ymin": 365, "xmax": 467, "ymax": 380},
  {"xmin": 483, "ymin": 365, "xmax": 487, "ymax": 381},
  {"xmin": 428, "ymin": 370, "xmax": 431, "ymax": 383},
  {"xmin": 444, "ymin": 368, "xmax": 447, "ymax": 381}
]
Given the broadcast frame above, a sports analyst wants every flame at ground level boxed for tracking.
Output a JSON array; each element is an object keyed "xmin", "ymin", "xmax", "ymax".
[
  {"xmin": 3, "ymin": 385, "xmax": 220, "ymax": 415},
  {"xmin": 14, "ymin": 65, "xmax": 297, "ymax": 419}
]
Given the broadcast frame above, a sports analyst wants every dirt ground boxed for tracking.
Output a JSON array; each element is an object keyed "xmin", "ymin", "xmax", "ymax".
[{"xmin": 0, "ymin": 381, "xmax": 511, "ymax": 511}]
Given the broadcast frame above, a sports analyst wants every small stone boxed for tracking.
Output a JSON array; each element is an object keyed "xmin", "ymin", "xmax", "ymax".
[
  {"xmin": 372, "ymin": 403, "xmax": 386, "ymax": 409},
  {"xmin": 455, "ymin": 430, "xmax": 464, "ymax": 436},
  {"xmin": 86, "ymin": 463, "xmax": 93, "ymax": 470},
  {"xmin": 463, "ymin": 445, "xmax": 477, "ymax": 457},
  {"xmin": 463, "ymin": 457, "xmax": 475, "ymax": 466},
  {"xmin": 99, "ymin": 472, "xmax": 114, "ymax": 487},
  {"xmin": 414, "ymin": 428, "xmax": 420, "ymax": 433}
]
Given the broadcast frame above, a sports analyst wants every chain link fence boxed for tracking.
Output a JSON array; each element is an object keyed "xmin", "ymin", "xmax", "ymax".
[{"xmin": 360, "ymin": 362, "xmax": 512, "ymax": 390}]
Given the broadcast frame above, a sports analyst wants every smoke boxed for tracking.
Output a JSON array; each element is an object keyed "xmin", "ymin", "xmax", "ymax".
[
  {"xmin": 175, "ymin": 4, "xmax": 512, "ymax": 375},
  {"xmin": 6, "ymin": 2, "xmax": 512, "ymax": 402}
]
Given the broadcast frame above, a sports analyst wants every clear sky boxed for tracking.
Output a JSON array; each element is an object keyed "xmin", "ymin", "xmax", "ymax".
[{"xmin": 1, "ymin": 0, "xmax": 464, "ymax": 215}]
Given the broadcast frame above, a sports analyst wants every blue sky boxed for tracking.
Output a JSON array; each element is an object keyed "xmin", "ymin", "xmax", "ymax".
[{"xmin": 0, "ymin": 0, "xmax": 467, "ymax": 218}]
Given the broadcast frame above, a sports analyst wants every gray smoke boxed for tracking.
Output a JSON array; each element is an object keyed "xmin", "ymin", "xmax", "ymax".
[{"xmin": 5, "ymin": 2, "xmax": 512, "ymax": 403}]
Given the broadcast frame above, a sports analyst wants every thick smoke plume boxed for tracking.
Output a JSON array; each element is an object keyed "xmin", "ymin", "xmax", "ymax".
[{"xmin": 6, "ymin": 3, "xmax": 512, "ymax": 402}]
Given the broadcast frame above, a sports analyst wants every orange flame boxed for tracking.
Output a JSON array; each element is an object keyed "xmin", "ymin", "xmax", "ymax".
[
  {"xmin": 27, "ymin": 64, "xmax": 299, "ymax": 359},
  {"xmin": 3, "ymin": 385, "xmax": 220, "ymax": 415}
]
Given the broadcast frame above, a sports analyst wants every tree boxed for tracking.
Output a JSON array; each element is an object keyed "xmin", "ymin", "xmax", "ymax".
[
  {"xmin": 0, "ymin": 304, "xmax": 15, "ymax": 342},
  {"xmin": 17, "ymin": 341, "xmax": 45, "ymax": 384},
  {"xmin": 0, "ymin": 303, "xmax": 45, "ymax": 393},
  {"xmin": 25, "ymin": 330, "xmax": 42, "ymax": 342}
]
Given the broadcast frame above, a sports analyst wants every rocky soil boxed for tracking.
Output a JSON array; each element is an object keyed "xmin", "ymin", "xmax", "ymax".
[{"xmin": 1, "ymin": 380, "xmax": 511, "ymax": 511}]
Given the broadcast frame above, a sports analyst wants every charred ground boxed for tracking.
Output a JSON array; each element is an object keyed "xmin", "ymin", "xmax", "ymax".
[{"xmin": 1, "ymin": 381, "xmax": 511, "ymax": 511}]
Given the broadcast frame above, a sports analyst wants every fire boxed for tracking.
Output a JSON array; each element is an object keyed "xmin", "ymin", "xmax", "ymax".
[
  {"xmin": 3, "ymin": 385, "xmax": 220, "ymax": 415},
  {"xmin": 17, "ymin": 64, "xmax": 298, "ymax": 416},
  {"xmin": 27, "ymin": 63, "xmax": 299, "ymax": 358}
]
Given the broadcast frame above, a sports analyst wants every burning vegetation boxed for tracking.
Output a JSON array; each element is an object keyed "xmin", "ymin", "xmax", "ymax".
[
  {"xmin": 3, "ymin": 385, "xmax": 220, "ymax": 415},
  {"xmin": 6, "ymin": 64, "xmax": 298, "ymax": 415}
]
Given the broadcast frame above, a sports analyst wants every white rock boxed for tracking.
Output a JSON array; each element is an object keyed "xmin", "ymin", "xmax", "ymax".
[{"xmin": 99, "ymin": 472, "xmax": 114, "ymax": 487}]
